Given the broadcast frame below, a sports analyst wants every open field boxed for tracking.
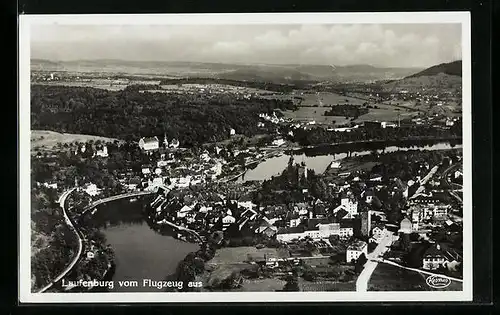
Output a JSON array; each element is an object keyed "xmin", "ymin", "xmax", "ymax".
[
  {"xmin": 354, "ymin": 108, "xmax": 415, "ymax": 123},
  {"xmin": 34, "ymin": 78, "xmax": 161, "ymax": 91},
  {"xmin": 236, "ymin": 278, "xmax": 286, "ymax": 292},
  {"xmin": 297, "ymin": 92, "xmax": 367, "ymax": 106},
  {"xmin": 368, "ymin": 262, "xmax": 463, "ymax": 291},
  {"xmin": 207, "ymin": 246, "xmax": 289, "ymax": 265},
  {"xmin": 282, "ymin": 107, "xmax": 351, "ymax": 126},
  {"xmin": 281, "ymin": 91, "xmax": 419, "ymax": 125},
  {"xmin": 283, "ymin": 104, "xmax": 415, "ymax": 126},
  {"xmin": 34, "ymin": 81, "xmax": 129, "ymax": 91},
  {"xmin": 31, "ymin": 130, "xmax": 120, "ymax": 152},
  {"xmin": 299, "ymin": 279, "xmax": 356, "ymax": 291}
]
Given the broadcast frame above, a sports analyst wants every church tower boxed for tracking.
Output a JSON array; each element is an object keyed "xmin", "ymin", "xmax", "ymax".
[
  {"xmin": 163, "ymin": 133, "xmax": 169, "ymax": 148},
  {"xmin": 361, "ymin": 210, "xmax": 371, "ymax": 237}
]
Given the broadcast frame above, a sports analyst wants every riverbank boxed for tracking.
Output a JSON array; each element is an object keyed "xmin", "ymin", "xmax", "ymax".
[
  {"xmin": 290, "ymin": 137, "xmax": 462, "ymax": 156},
  {"xmin": 156, "ymin": 218, "xmax": 204, "ymax": 244},
  {"xmin": 238, "ymin": 141, "xmax": 462, "ymax": 183}
]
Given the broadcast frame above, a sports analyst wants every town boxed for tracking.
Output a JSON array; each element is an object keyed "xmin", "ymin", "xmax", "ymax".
[
  {"xmin": 28, "ymin": 21, "xmax": 465, "ymax": 293},
  {"xmin": 31, "ymin": 86, "xmax": 463, "ymax": 292}
]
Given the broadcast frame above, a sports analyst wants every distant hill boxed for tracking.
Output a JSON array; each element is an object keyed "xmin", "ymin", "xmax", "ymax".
[
  {"xmin": 381, "ymin": 60, "xmax": 462, "ymax": 92},
  {"xmin": 216, "ymin": 67, "xmax": 315, "ymax": 84},
  {"xmin": 405, "ymin": 60, "xmax": 462, "ymax": 79},
  {"xmin": 30, "ymin": 59, "xmax": 421, "ymax": 83}
]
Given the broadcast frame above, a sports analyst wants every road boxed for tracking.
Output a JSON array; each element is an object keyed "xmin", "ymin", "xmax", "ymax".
[
  {"xmin": 355, "ymin": 230, "xmax": 394, "ymax": 292},
  {"xmin": 37, "ymin": 187, "xmax": 81, "ymax": 293},
  {"xmin": 82, "ymin": 190, "xmax": 156, "ymax": 213},
  {"xmin": 39, "ymin": 189, "xmax": 159, "ymax": 293},
  {"xmin": 440, "ymin": 162, "xmax": 463, "ymax": 215},
  {"xmin": 441, "ymin": 162, "xmax": 463, "ymax": 190},
  {"xmin": 409, "ymin": 164, "xmax": 439, "ymax": 199}
]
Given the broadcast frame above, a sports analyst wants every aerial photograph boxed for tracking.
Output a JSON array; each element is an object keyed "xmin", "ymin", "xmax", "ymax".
[{"xmin": 26, "ymin": 19, "xmax": 466, "ymax": 297}]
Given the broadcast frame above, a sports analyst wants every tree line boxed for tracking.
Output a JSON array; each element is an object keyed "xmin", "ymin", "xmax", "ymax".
[{"xmin": 292, "ymin": 124, "xmax": 462, "ymax": 147}]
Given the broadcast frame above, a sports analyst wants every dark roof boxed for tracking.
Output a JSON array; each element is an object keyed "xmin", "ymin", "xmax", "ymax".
[
  {"xmin": 423, "ymin": 244, "xmax": 446, "ymax": 258},
  {"xmin": 373, "ymin": 222, "xmax": 386, "ymax": 230},
  {"xmin": 255, "ymin": 217, "xmax": 273, "ymax": 228},
  {"xmin": 238, "ymin": 193, "xmax": 254, "ymax": 202},
  {"xmin": 195, "ymin": 212, "xmax": 207, "ymax": 220},
  {"xmin": 314, "ymin": 204, "xmax": 327, "ymax": 214},
  {"xmin": 365, "ymin": 189, "xmax": 375, "ymax": 196},
  {"xmin": 129, "ymin": 177, "xmax": 141, "ymax": 185},
  {"xmin": 277, "ymin": 226, "xmax": 305, "ymax": 234},
  {"xmin": 347, "ymin": 240, "xmax": 367, "ymax": 250},
  {"xmin": 335, "ymin": 208, "xmax": 349, "ymax": 221},
  {"xmin": 306, "ymin": 218, "xmax": 331, "ymax": 229},
  {"xmin": 142, "ymin": 136, "xmax": 159, "ymax": 143},
  {"xmin": 285, "ymin": 211, "xmax": 300, "ymax": 220},
  {"xmin": 340, "ymin": 220, "xmax": 354, "ymax": 228}
]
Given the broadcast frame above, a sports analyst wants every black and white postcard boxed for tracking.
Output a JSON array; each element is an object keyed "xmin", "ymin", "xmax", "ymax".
[{"xmin": 19, "ymin": 12, "xmax": 472, "ymax": 303}]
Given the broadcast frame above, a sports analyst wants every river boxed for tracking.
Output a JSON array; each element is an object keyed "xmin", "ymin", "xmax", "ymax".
[
  {"xmin": 237, "ymin": 142, "xmax": 462, "ymax": 182},
  {"xmin": 87, "ymin": 197, "xmax": 199, "ymax": 292}
]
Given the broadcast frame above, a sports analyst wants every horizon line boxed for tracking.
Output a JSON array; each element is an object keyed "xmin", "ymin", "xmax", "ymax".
[{"xmin": 29, "ymin": 57, "xmax": 462, "ymax": 69}]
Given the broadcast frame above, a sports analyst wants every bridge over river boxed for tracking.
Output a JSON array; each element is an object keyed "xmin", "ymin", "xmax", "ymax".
[{"xmin": 82, "ymin": 188, "xmax": 171, "ymax": 213}]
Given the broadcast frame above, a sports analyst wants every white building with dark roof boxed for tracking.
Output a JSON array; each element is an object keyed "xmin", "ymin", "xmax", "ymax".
[
  {"xmin": 169, "ymin": 138, "xmax": 180, "ymax": 149},
  {"xmin": 346, "ymin": 240, "xmax": 368, "ymax": 262},
  {"xmin": 139, "ymin": 136, "xmax": 159, "ymax": 151}
]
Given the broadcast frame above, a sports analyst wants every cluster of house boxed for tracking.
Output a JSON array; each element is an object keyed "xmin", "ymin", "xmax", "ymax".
[
  {"xmin": 72, "ymin": 143, "xmax": 109, "ymax": 158},
  {"xmin": 160, "ymin": 83, "xmax": 260, "ymax": 100},
  {"xmin": 259, "ymin": 112, "xmax": 285, "ymax": 125},
  {"xmin": 271, "ymin": 138, "xmax": 286, "ymax": 147},
  {"xmin": 121, "ymin": 148, "xmax": 225, "ymax": 191},
  {"xmin": 411, "ymin": 116, "xmax": 461, "ymax": 128},
  {"xmin": 421, "ymin": 243, "xmax": 462, "ymax": 271},
  {"xmin": 147, "ymin": 177, "xmax": 403, "ymax": 264},
  {"xmin": 138, "ymin": 135, "xmax": 180, "ymax": 152},
  {"xmin": 405, "ymin": 202, "xmax": 451, "ymax": 231},
  {"xmin": 31, "ymin": 72, "xmax": 61, "ymax": 82}
]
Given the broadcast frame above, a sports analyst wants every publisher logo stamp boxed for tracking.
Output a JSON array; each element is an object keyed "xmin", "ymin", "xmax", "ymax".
[{"xmin": 426, "ymin": 275, "xmax": 451, "ymax": 289}]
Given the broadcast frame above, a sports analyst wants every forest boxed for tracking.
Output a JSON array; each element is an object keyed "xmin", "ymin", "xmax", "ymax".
[
  {"xmin": 31, "ymin": 85, "xmax": 296, "ymax": 146},
  {"xmin": 31, "ymin": 186, "xmax": 79, "ymax": 291}
]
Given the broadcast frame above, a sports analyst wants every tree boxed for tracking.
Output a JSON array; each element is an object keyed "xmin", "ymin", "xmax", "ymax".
[
  {"xmin": 328, "ymin": 235, "xmax": 340, "ymax": 246},
  {"xmin": 282, "ymin": 275, "xmax": 300, "ymax": 291},
  {"xmin": 354, "ymin": 253, "xmax": 368, "ymax": 274},
  {"xmin": 400, "ymin": 233, "xmax": 412, "ymax": 252},
  {"xmin": 302, "ymin": 266, "xmax": 317, "ymax": 281}
]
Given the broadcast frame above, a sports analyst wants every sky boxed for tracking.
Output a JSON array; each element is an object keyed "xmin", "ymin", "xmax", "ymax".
[{"xmin": 30, "ymin": 23, "xmax": 462, "ymax": 68}]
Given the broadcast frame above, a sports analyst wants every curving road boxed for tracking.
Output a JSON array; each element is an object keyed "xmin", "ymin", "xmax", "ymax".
[
  {"xmin": 37, "ymin": 187, "xmax": 81, "ymax": 293},
  {"xmin": 440, "ymin": 162, "xmax": 463, "ymax": 206},
  {"xmin": 442, "ymin": 162, "xmax": 463, "ymax": 190},
  {"xmin": 82, "ymin": 190, "xmax": 157, "ymax": 213},
  {"xmin": 356, "ymin": 231, "xmax": 394, "ymax": 292},
  {"xmin": 38, "ymin": 188, "xmax": 159, "ymax": 293}
]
